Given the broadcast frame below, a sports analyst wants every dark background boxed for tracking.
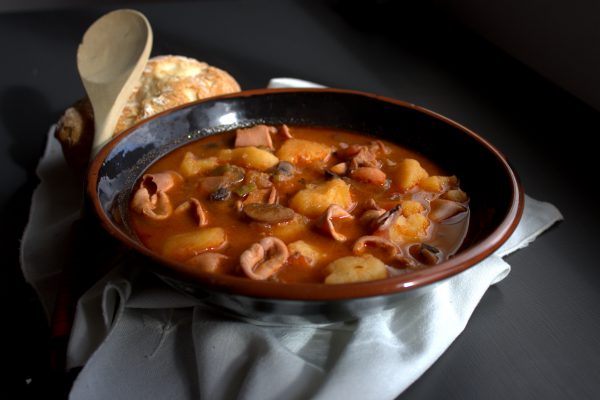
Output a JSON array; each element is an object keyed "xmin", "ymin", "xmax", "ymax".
[{"xmin": 1, "ymin": 1, "xmax": 599, "ymax": 398}]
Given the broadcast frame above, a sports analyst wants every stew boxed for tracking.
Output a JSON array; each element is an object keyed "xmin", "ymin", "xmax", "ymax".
[{"xmin": 129, "ymin": 124, "xmax": 469, "ymax": 284}]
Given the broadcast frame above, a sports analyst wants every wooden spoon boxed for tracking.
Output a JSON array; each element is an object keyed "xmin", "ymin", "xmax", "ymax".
[{"xmin": 77, "ymin": 9, "xmax": 153, "ymax": 155}]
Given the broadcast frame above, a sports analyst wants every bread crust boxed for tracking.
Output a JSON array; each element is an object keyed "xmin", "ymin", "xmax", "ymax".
[
  {"xmin": 114, "ymin": 55, "xmax": 240, "ymax": 134},
  {"xmin": 55, "ymin": 98, "xmax": 94, "ymax": 172},
  {"xmin": 55, "ymin": 55, "xmax": 241, "ymax": 171}
]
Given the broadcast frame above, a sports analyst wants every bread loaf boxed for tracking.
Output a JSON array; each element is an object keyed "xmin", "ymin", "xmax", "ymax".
[{"xmin": 55, "ymin": 55, "xmax": 241, "ymax": 171}]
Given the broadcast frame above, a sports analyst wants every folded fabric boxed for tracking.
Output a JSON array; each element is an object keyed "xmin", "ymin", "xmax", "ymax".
[{"xmin": 20, "ymin": 78, "xmax": 563, "ymax": 400}]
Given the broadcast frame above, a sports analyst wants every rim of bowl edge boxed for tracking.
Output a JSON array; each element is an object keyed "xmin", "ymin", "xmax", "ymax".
[{"xmin": 87, "ymin": 87, "xmax": 524, "ymax": 301}]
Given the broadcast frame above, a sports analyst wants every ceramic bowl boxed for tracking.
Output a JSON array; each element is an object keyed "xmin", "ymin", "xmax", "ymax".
[{"xmin": 87, "ymin": 88, "xmax": 523, "ymax": 323}]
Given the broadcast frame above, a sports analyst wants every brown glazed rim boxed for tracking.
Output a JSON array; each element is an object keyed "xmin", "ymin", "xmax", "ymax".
[{"xmin": 88, "ymin": 88, "xmax": 524, "ymax": 301}]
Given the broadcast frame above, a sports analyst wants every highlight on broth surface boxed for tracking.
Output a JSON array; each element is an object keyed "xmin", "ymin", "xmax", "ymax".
[{"xmin": 129, "ymin": 124, "xmax": 470, "ymax": 284}]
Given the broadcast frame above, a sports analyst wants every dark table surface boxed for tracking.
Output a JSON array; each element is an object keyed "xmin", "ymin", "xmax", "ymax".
[{"xmin": 2, "ymin": 1, "xmax": 599, "ymax": 399}]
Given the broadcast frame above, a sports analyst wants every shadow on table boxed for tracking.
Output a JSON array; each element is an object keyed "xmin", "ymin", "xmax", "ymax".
[{"xmin": 0, "ymin": 85, "xmax": 62, "ymax": 399}]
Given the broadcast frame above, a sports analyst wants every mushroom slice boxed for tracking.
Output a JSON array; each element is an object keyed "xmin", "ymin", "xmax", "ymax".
[
  {"xmin": 353, "ymin": 235, "xmax": 400, "ymax": 259},
  {"xmin": 209, "ymin": 187, "xmax": 231, "ymax": 201},
  {"xmin": 429, "ymin": 199, "xmax": 467, "ymax": 223},
  {"xmin": 274, "ymin": 161, "xmax": 295, "ymax": 177},
  {"xmin": 317, "ymin": 204, "xmax": 355, "ymax": 242},
  {"xmin": 200, "ymin": 165, "xmax": 246, "ymax": 194},
  {"xmin": 199, "ymin": 176, "xmax": 228, "ymax": 193},
  {"xmin": 409, "ymin": 243, "xmax": 441, "ymax": 265},
  {"xmin": 234, "ymin": 124, "xmax": 274, "ymax": 149},
  {"xmin": 360, "ymin": 209, "xmax": 386, "ymax": 226},
  {"xmin": 243, "ymin": 203, "xmax": 295, "ymax": 224},
  {"xmin": 175, "ymin": 197, "xmax": 208, "ymax": 227},
  {"xmin": 240, "ymin": 237, "xmax": 289, "ymax": 280},
  {"xmin": 186, "ymin": 253, "xmax": 228, "ymax": 273}
]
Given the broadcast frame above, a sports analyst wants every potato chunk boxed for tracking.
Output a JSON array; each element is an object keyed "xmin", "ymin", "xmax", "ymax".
[
  {"xmin": 179, "ymin": 152, "xmax": 219, "ymax": 177},
  {"xmin": 442, "ymin": 189, "xmax": 469, "ymax": 203},
  {"xmin": 419, "ymin": 175, "xmax": 458, "ymax": 193},
  {"xmin": 395, "ymin": 158, "xmax": 429, "ymax": 191},
  {"xmin": 324, "ymin": 255, "xmax": 387, "ymax": 284},
  {"xmin": 389, "ymin": 214, "xmax": 430, "ymax": 242},
  {"xmin": 276, "ymin": 139, "xmax": 332, "ymax": 166},
  {"xmin": 288, "ymin": 240, "xmax": 321, "ymax": 267},
  {"xmin": 224, "ymin": 146, "xmax": 279, "ymax": 171},
  {"xmin": 289, "ymin": 179, "xmax": 353, "ymax": 218},
  {"xmin": 162, "ymin": 227, "xmax": 226, "ymax": 260},
  {"xmin": 400, "ymin": 200, "xmax": 424, "ymax": 216}
]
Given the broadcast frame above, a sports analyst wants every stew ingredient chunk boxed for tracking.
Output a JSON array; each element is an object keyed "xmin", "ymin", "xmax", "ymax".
[{"xmin": 130, "ymin": 124, "xmax": 469, "ymax": 284}]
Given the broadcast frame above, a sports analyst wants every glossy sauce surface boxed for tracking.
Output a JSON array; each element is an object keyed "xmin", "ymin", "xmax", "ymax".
[{"xmin": 130, "ymin": 125, "xmax": 469, "ymax": 284}]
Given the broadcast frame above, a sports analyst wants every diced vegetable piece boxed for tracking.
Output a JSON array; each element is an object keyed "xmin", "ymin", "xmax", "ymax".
[
  {"xmin": 227, "ymin": 146, "xmax": 279, "ymax": 171},
  {"xmin": 288, "ymin": 240, "xmax": 321, "ymax": 267},
  {"xmin": 324, "ymin": 255, "xmax": 387, "ymax": 284},
  {"xmin": 395, "ymin": 159, "xmax": 429, "ymax": 191},
  {"xmin": 179, "ymin": 152, "xmax": 219, "ymax": 177},
  {"xmin": 162, "ymin": 227, "xmax": 226, "ymax": 260},
  {"xmin": 389, "ymin": 214, "xmax": 430, "ymax": 242},
  {"xmin": 419, "ymin": 175, "xmax": 458, "ymax": 193},
  {"xmin": 442, "ymin": 189, "xmax": 469, "ymax": 203},
  {"xmin": 276, "ymin": 139, "xmax": 332, "ymax": 166},
  {"xmin": 289, "ymin": 178, "xmax": 353, "ymax": 218},
  {"xmin": 233, "ymin": 182, "xmax": 257, "ymax": 197},
  {"xmin": 400, "ymin": 200, "xmax": 424, "ymax": 216}
]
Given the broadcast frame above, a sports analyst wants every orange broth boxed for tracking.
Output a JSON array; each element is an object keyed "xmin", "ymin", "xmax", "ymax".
[{"xmin": 130, "ymin": 125, "xmax": 469, "ymax": 284}]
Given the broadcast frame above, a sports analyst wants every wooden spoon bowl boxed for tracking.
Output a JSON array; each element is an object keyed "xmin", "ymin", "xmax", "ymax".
[{"xmin": 77, "ymin": 9, "xmax": 152, "ymax": 155}]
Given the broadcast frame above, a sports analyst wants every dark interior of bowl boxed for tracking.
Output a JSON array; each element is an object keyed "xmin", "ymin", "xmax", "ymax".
[{"xmin": 89, "ymin": 89, "xmax": 522, "ymax": 323}]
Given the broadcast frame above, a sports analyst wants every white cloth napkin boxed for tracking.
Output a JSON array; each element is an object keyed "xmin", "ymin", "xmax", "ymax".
[{"xmin": 20, "ymin": 78, "xmax": 563, "ymax": 400}]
